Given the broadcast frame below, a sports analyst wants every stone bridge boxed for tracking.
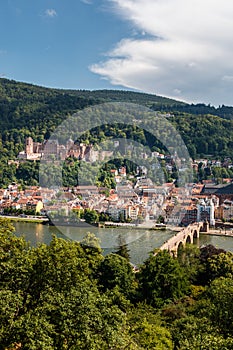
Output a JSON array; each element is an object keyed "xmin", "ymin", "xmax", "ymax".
[{"xmin": 158, "ymin": 221, "xmax": 209, "ymax": 256}]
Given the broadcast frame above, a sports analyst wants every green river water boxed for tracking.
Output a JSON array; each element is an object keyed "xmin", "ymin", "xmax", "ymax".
[{"xmin": 13, "ymin": 222, "xmax": 233, "ymax": 266}]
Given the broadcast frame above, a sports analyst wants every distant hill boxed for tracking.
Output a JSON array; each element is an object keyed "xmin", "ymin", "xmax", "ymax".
[
  {"xmin": 63, "ymin": 88, "xmax": 185, "ymax": 106},
  {"xmin": 0, "ymin": 78, "xmax": 184, "ymax": 133},
  {"xmin": 1, "ymin": 78, "xmax": 233, "ymax": 186},
  {"xmin": 152, "ymin": 103, "xmax": 233, "ymax": 120}
]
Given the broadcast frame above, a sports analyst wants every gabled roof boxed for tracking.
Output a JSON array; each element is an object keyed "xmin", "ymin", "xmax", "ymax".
[
  {"xmin": 215, "ymin": 183, "xmax": 233, "ymax": 194},
  {"xmin": 201, "ymin": 183, "xmax": 233, "ymax": 195}
]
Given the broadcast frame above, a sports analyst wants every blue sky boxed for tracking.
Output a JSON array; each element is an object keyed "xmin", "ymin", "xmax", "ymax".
[
  {"xmin": 0, "ymin": 0, "xmax": 131, "ymax": 90},
  {"xmin": 1, "ymin": 0, "xmax": 233, "ymax": 105}
]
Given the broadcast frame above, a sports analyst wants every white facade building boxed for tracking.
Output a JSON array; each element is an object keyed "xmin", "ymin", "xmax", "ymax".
[{"xmin": 197, "ymin": 198, "xmax": 215, "ymax": 226}]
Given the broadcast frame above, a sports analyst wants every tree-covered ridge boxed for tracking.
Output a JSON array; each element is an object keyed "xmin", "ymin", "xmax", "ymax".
[
  {"xmin": 170, "ymin": 113, "xmax": 233, "ymax": 158},
  {"xmin": 0, "ymin": 78, "xmax": 97, "ymax": 134},
  {"xmin": 1, "ymin": 218, "xmax": 233, "ymax": 349},
  {"xmin": 0, "ymin": 78, "xmax": 183, "ymax": 164},
  {"xmin": 0, "ymin": 78, "xmax": 181, "ymax": 132},
  {"xmin": 2, "ymin": 78, "xmax": 233, "ymax": 187},
  {"xmin": 64, "ymin": 88, "xmax": 184, "ymax": 106},
  {"xmin": 153, "ymin": 102, "xmax": 233, "ymax": 120}
]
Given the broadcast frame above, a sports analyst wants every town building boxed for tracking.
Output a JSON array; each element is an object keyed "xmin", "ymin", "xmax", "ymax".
[
  {"xmin": 201, "ymin": 183, "xmax": 233, "ymax": 203},
  {"xmin": 197, "ymin": 198, "xmax": 215, "ymax": 226}
]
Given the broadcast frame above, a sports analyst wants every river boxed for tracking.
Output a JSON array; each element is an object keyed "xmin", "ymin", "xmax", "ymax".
[{"xmin": 13, "ymin": 222, "xmax": 233, "ymax": 265}]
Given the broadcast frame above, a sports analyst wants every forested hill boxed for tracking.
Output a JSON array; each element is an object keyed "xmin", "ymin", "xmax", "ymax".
[
  {"xmin": 1, "ymin": 78, "xmax": 233, "ymax": 187},
  {"xmin": 153, "ymin": 103, "xmax": 233, "ymax": 120},
  {"xmin": 0, "ymin": 78, "xmax": 183, "ymax": 133}
]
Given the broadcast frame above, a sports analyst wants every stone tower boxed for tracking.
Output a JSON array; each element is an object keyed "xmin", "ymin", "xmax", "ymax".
[{"xmin": 25, "ymin": 137, "xmax": 34, "ymax": 155}]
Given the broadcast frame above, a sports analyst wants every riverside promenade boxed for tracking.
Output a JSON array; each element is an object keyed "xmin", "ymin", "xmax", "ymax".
[
  {"xmin": 202, "ymin": 228, "xmax": 233, "ymax": 237},
  {"xmin": 0, "ymin": 214, "xmax": 49, "ymax": 223}
]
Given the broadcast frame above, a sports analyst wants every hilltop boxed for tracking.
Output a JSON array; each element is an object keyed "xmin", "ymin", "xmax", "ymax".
[
  {"xmin": 1, "ymin": 78, "xmax": 233, "ymax": 186},
  {"xmin": 0, "ymin": 78, "xmax": 183, "ymax": 133}
]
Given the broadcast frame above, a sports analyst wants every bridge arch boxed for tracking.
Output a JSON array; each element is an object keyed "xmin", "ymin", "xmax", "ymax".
[{"xmin": 158, "ymin": 222, "xmax": 207, "ymax": 256}]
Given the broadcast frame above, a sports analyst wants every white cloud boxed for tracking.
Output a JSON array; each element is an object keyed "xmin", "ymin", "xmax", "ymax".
[
  {"xmin": 80, "ymin": 0, "xmax": 93, "ymax": 4},
  {"xmin": 173, "ymin": 89, "xmax": 181, "ymax": 95},
  {"xmin": 222, "ymin": 75, "xmax": 233, "ymax": 83},
  {"xmin": 90, "ymin": 0, "xmax": 233, "ymax": 105},
  {"xmin": 45, "ymin": 9, "xmax": 57, "ymax": 18}
]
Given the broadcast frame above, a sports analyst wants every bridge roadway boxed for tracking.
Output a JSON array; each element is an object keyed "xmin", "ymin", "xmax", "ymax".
[{"xmin": 158, "ymin": 222, "xmax": 208, "ymax": 256}]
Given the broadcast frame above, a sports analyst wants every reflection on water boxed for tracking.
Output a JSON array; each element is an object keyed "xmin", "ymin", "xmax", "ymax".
[
  {"xmin": 14, "ymin": 222, "xmax": 64, "ymax": 246},
  {"xmin": 34, "ymin": 223, "xmax": 45, "ymax": 243},
  {"xmin": 13, "ymin": 222, "xmax": 233, "ymax": 265}
]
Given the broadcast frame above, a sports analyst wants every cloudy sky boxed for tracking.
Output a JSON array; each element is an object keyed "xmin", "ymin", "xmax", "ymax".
[{"xmin": 1, "ymin": 0, "xmax": 233, "ymax": 105}]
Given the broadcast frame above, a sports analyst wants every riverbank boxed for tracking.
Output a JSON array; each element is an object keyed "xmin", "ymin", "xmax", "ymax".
[
  {"xmin": 102, "ymin": 221, "xmax": 168, "ymax": 230},
  {"xmin": 202, "ymin": 228, "xmax": 233, "ymax": 237},
  {"xmin": 0, "ymin": 214, "xmax": 49, "ymax": 224},
  {"xmin": 0, "ymin": 215, "xmax": 168, "ymax": 230},
  {"xmin": 4, "ymin": 215, "xmax": 225, "ymax": 237},
  {"xmin": 47, "ymin": 220, "xmax": 167, "ymax": 230}
]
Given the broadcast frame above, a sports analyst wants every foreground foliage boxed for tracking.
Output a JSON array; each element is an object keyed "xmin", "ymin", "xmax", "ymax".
[{"xmin": 1, "ymin": 218, "xmax": 233, "ymax": 349}]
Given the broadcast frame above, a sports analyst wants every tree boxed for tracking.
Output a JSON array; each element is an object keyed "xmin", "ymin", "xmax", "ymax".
[
  {"xmin": 207, "ymin": 277, "xmax": 233, "ymax": 336},
  {"xmin": 0, "ymin": 224, "xmax": 131, "ymax": 349},
  {"xmin": 206, "ymin": 252, "xmax": 233, "ymax": 281},
  {"xmin": 198, "ymin": 244, "xmax": 227, "ymax": 284},
  {"xmin": 28, "ymin": 235, "xmax": 102, "ymax": 296},
  {"xmin": 80, "ymin": 232, "xmax": 103, "ymax": 275},
  {"xmin": 132, "ymin": 319, "xmax": 173, "ymax": 350},
  {"xmin": 99, "ymin": 212, "xmax": 110, "ymax": 222},
  {"xmin": 157, "ymin": 215, "xmax": 165, "ymax": 224},
  {"xmin": 172, "ymin": 315, "xmax": 233, "ymax": 350},
  {"xmin": 1, "ymin": 285, "xmax": 131, "ymax": 350},
  {"xmin": 83, "ymin": 209, "xmax": 99, "ymax": 224},
  {"xmin": 0, "ymin": 217, "xmax": 15, "ymax": 234},
  {"xmin": 128, "ymin": 304, "xmax": 173, "ymax": 350},
  {"xmin": 138, "ymin": 250, "xmax": 189, "ymax": 307},
  {"xmin": 177, "ymin": 244, "xmax": 202, "ymax": 284},
  {"xmin": 23, "ymin": 285, "xmax": 129, "ymax": 350},
  {"xmin": 114, "ymin": 234, "xmax": 130, "ymax": 261},
  {"xmin": 199, "ymin": 244, "xmax": 226, "ymax": 262},
  {"xmin": 0, "ymin": 290, "xmax": 24, "ymax": 348},
  {"xmin": 98, "ymin": 253, "xmax": 135, "ymax": 298},
  {"xmin": 0, "ymin": 220, "xmax": 33, "ymax": 293}
]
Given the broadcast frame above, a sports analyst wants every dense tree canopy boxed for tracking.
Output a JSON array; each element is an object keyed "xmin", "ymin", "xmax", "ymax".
[
  {"xmin": 138, "ymin": 250, "xmax": 189, "ymax": 307},
  {"xmin": 1, "ymin": 220, "xmax": 233, "ymax": 348}
]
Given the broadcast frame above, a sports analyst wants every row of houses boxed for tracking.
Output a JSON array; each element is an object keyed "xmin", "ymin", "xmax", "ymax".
[
  {"xmin": 165, "ymin": 181, "xmax": 233, "ymax": 226},
  {"xmin": 0, "ymin": 184, "xmax": 43, "ymax": 213},
  {"xmin": 3, "ymin": 175, "xmax": 233, "ymax": 226}
]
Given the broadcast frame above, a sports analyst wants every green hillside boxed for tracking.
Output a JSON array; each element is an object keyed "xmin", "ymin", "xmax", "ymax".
[
  {"xmin": 0, "ymin": 78, "xmax": 183, "ymax": 133},
  {"xmin": 1, "ymin": 78, "xmax": 233, "ymax": 186},
  {"xmin": 153, "ymin": 102, "xmax": 233, "ymax": 120},
  {"xmin": 171, "ymin": 114, "xmax": 233, "ymax": 159}
]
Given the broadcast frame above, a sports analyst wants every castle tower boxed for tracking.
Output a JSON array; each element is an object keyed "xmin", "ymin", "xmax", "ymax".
[
  {"xmin": 66, "ymin": 137, "xmax": 74, "ymax": 151},
  {"xmin": 25, "ymin": 137, "xmax": 34, "ymax": 155}
]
